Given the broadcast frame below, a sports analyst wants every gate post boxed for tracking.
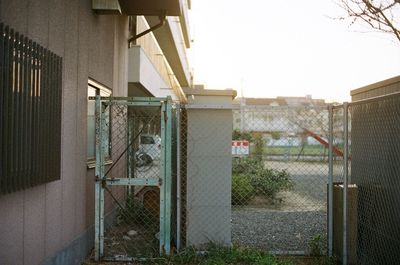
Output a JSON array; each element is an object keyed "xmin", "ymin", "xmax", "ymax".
[
  {"xmin": 160, "ymin": 96, "xmax": 173, "ymax": 255},
  {"xmin": 94, "ymin": 95, "xmax": 105, "ymax": 261},
  {"xmin": 184, "ymin": 87, "xmax": 236, "ymax": 247},
  {"xmin": 343, "ymin": 102, "xmax": 349, "ymax": 265},
  {"xmin": 328, "ymin": 104, "xmax": 333, "ymax": 257}
]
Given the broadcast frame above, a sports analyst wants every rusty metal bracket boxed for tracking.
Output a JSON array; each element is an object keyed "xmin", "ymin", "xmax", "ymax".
[{"xmin": 128, "ymin": 13, "xmax": 166, "ymax": 45}]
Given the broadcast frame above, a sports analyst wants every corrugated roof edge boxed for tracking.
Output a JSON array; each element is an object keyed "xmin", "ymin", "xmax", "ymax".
[{"xmin": 351, "ymin": 75, "xmax": 400, "ymax": 96}]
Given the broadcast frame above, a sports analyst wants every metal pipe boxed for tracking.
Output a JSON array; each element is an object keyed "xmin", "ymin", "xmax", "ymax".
[
  {"xmin": 99, "ymin": 105, "xmax": 108, "ymax": 258},
  {"xmin": 328, "ymin": 104, "xmax": 334, "ymax": 257},
  {"xmin": 343, "ymin": 102, "xmax": 349, "ymax": 265},
  {"xmin": 94, "ymin": 95, "xmax": 101, "ymax": 261},
  {"xmin": 128, "ymin": 14, "xmax": 166, "ymax": 46},
  {"xmin": 159, "ymin": 101, "xmax": 167, "ymax": 254},
  {"xmin": 176, "ymin": 104, "xmax": 181, "ymax": 251}
]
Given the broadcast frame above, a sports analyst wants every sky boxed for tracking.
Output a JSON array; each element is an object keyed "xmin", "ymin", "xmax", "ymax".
[{"xmin": 188, "ymin": 0, "xmax": 400, "ymax": 102}]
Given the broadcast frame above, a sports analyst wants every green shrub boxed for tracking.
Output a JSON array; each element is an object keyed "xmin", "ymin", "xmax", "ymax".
[
  {"xmin": 251, "ymin": 168, "xmax": 294, "ymax": 199},
  {"xmin": 232, "ymin": 157, "xmax": 294, "ymax": 204},
  {"xmin": 232, "ymin": 174, "xmax": 254, "ymax": 205},
  {"xmin": 253, "ymin": 134, "xmax": 265, "ymax": 163},
  {"xmin": 232, "ymin": 129, "xmax": 252, "ymax": 141},
  {"xmin": 232, "ymin": 157, "xmax": 263, "ymax": 175},
  {"xmin": 271, "ymin": 131, "xmax": 281, "ymax": 140}
]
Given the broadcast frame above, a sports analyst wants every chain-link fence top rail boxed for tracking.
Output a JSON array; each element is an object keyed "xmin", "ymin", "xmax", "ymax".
[
  {"xmin": 345, "ymin": 93, "xmax": 400, "ymax": 265},
  {"xmin": 93, "ymin": 97, "xmax": 173, "ymax": 261},
  {"xmin": 231, "ymin": 105, "xmax": 329, "ymax": 254}
]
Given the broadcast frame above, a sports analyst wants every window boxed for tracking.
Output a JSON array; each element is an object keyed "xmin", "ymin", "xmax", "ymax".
[
  {"xmin": 0, "ymin": 23, "xmax": 63, "ymax": 194},
  {"xmin": 140, "ymin": 135, "xmax": 156, "ymax": 144},
  {"xmin": 87, "ymin": 80, "xmax": 111, "ymax": 163}
]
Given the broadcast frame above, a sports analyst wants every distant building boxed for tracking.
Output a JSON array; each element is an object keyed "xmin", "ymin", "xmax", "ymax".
[{"xmin": 233, "ymin": 96, "xmax": 329, "ymax": 146}]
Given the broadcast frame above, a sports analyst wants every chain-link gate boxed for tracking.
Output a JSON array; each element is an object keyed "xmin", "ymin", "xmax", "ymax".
[
  {"xmin": 92, "ymin": 96, "xmax": 177, "ymax": 262},
  {"xmin": 231, "ymin": 105, "xmax": 330, "ymax": 254},
  {"xmin": 329, "ymin": 92, "xmax": 400, "ymax": 265}
]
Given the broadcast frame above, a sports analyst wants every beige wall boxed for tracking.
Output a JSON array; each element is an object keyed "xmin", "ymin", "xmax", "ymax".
[
  {"xmin": 351, "ymin": 76, "xmax": 400, "ymax": 101},
  {"xmin": 0, "ymin": 1, "xmax": 128, "ymax": 264},
  {"xmin": 184, "ymin": 91, "xmax": 235, "ymax": 247},
  {"xmin": 186, "ymin": 109, "xmax": 232, "ymax": 246}
]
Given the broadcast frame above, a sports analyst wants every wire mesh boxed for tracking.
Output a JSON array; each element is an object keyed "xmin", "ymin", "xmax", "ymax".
[
  {"xmin": 347, "ymin": 95, "xmax": 400, "ymax": 265},
  {"xmin": 231, "ymin": 105, "xmax": 330, "ymax": 254},
  {"xmin": 332, "ymin": 106, "xmax": 346, "ymax": 184},
  {"xmin": 101, "ymin": 103, "xmax": 163, "ymax": 259},
  {"xmin": 330, "ymin": 93, "xmax": 400, "ymax": 264},
  {"xmin": 331, "ymin": 105, "xmax": 355, "ymax": 264},
  {"xmin": 177, "ymin": 104, "xmax": 330, "ymax": 254},
  {"xmin": 178, "ymin": 108, "xmax": 188, "ymax": 249}
]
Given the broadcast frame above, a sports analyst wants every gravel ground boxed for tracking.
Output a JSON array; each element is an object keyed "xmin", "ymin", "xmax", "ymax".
[
  {"xmin": 232, "ymin": 207, "xmax": 327, "ymax": 254},
  {"xmin": 232, "ymin": 160, "xmax": 329, "ymax": 254}
]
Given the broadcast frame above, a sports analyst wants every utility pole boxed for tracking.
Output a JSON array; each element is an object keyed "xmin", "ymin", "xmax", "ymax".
[{"xmin": 240, "ymin": 79, "xmax": 245, "ymax": 132}]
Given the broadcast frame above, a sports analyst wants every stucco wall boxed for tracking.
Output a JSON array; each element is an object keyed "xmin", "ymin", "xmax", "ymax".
[
  {"xmin": 186, "ymin": 108, "xmax": 232, "ymax": 246},
  {"xmin": 0, "ymin": 1, "xmax": 128, "ymax": 264}
]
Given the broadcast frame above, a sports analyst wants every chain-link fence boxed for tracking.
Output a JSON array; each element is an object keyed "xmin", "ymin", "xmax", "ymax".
[
  {"xmin": 230, "ymin": 105, "xmax": 330, "ymax": 254},
  {"xmin": 91, "ymin": 93, "xmax": 400, "ymax": 264},
  {"xmin": 177, "ymin": 104, "xmax": 330, "ymax": 254},
  {"xmin": 93, "ymin": 97, "xmax": 178, "ymax": 262},
  {"xmin": 331, "ymin": 93, "xmax": 400, "ymax": 265}
]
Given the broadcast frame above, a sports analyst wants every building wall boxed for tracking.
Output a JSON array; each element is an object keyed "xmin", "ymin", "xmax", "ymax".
[
  {"xmin": 0, "ymin": 1, "xmax": 128, "ymax": 264},
  {"xmin": 351, "ymin": 75, "xmax": 400, "ymax": 101}
]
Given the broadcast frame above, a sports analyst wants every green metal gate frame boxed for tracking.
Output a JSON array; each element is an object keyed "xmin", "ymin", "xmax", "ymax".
[{"xmin": 93, "ymin": 96, "xmax": 173, "ymax": 261}]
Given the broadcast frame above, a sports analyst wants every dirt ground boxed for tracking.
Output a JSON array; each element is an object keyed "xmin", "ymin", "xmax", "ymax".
[{"xmin": 83, "ymin": 255, "xmax": 337, "ymax": 265}]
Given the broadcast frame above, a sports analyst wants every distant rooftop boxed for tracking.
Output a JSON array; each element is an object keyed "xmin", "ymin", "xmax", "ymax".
[{"xmin": 233, "ymin": 95, "xmax": 327, "ymax": 107}]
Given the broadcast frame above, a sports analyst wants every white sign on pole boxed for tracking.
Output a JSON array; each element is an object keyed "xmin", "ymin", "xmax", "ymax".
[{"xmin": 232, "ymin": 140, "xmax": 250, "ymax": 156}]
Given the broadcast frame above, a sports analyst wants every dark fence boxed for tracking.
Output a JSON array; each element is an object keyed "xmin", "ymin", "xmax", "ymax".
[
  {"xmin": 351, "ymin": 94, "xmax": 400, "ymax": 264},
  {"xmin": 330, "ymin": 93, "xmax": 400, "ymax": 264},
  {"xmin": 0, "ymin": 22, "xmax": 63, "ymax": 195}
]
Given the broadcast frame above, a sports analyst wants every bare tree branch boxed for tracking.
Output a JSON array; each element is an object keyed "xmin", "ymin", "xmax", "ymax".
[{"xmin": 336, "ymin": 0, "xmax": 400, "ymax": 42}]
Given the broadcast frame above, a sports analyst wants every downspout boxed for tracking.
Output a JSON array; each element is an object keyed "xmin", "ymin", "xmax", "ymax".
[{"xmin": 128, "ymin": 13, "xmax": 166, "ymax": 47}]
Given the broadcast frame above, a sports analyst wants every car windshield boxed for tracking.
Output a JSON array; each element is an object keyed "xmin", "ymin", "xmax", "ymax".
[{"xmin": 141, "ymin": 135, "xmax": 155, "ymax": 144}]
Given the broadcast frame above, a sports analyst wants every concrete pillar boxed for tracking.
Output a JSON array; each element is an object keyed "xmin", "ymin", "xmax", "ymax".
[{"xmin": 184, "ymin": 88, "xmax": 236, "ymax": 247}]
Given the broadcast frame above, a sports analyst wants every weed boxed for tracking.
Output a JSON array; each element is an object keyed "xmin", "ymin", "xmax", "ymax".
[
  {"xmin": 145, "ymin": 245, "xmax": 294, "ymax": 265},
  {"xmin": 309, "ymin": 234, "xmax": 322, "ymax": 256}
]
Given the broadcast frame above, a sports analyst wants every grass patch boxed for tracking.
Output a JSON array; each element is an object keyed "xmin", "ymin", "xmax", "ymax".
[
  {"xmin": 83, "ymin": 245, "xmax": 337, "ymax": 265},
  {"xmin": 141, "ymin": 245, "xmax": 293, "ymax": 265},
  {"xmin": 263, "ymin": 146, "xmax": 327, "ymax": 156}
]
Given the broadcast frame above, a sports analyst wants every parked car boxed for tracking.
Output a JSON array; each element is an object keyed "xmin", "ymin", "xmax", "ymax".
[{"xmin": 139, "ymin": 134, "xmax": 161, "ymax": 161}]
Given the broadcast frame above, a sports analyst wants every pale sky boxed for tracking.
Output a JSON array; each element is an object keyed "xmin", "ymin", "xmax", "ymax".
[{"xmin": 188, "ymin": 0, "xmax": 400, "ymax": 102}]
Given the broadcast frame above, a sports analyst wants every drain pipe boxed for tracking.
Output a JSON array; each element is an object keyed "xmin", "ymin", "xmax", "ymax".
[{"xmin": 128, "ymin": 13, "xmax": 166, "ymax": 46}]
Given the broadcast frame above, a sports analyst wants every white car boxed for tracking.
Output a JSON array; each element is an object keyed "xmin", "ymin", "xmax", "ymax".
[{"xmin": 138, "ymin": 134, "xmax": 161, "ymax": 161}]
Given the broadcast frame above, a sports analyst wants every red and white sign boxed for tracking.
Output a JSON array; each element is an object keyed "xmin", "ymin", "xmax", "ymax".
[{"xmin": 232, "ymin": 140, "xmax": 250, "ymax": 156}]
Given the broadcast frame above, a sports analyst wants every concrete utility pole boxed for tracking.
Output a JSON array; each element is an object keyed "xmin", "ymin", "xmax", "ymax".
[{"xmin": 240, "ymin": 80, "xmax": 245, "ymax": 132}]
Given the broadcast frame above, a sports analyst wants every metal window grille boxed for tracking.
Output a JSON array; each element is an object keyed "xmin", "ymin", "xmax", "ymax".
[{"xmin": 0, "ymin": 22, "xmax": 63, "ymax": 195}]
